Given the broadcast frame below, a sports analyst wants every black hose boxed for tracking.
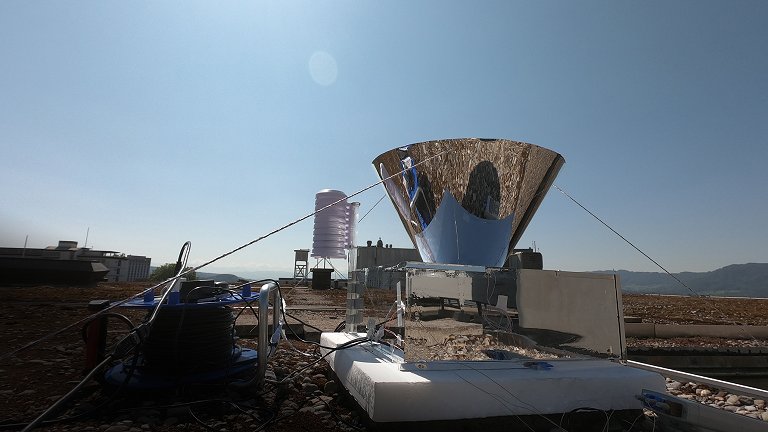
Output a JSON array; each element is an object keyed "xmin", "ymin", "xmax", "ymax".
[{"xmin": 80, "ymin": 312, "xmax": 134, "ymax": 343}]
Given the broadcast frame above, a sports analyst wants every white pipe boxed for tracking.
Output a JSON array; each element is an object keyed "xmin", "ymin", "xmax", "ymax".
[{"xmin": 258, "ymin": 281, "xmax": 282, "ymax": 386}]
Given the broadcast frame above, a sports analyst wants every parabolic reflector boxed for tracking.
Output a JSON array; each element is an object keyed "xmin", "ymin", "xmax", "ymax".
[{"xmin": 372, "ymin": 138, "xmax": 564, "ymax": 267}]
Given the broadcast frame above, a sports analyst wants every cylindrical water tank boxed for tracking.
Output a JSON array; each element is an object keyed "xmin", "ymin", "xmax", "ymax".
[
  {"xmin": 312, "ymin": 189, "xmax": 349, "ymax": 259},
  {"xmin": 345, "ymin": 202, "xmax": 360, "ymax": 249}
]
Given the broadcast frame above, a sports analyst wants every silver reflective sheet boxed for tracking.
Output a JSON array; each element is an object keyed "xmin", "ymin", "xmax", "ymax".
[
  {"xmin": 373, "ymin": 138, "xmax": 564, "ymax": 267},
  {"xmin": 356, "ymin": 266, "xmax": 627, "ymax": 363},
  {"xmin": 401, "ymin": 267, "xmax": 627, "ymax": 363}
]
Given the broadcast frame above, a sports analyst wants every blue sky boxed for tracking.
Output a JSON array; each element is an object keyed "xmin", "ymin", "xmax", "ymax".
[{"xmin": 1, "ymin": 1, "xmax": 766, "ymax": 276}]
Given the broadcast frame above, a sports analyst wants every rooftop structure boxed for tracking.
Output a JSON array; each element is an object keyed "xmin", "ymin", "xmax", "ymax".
[{"xmin": 0, "ymin": 240, "xmax": 151, "ymax": 283}]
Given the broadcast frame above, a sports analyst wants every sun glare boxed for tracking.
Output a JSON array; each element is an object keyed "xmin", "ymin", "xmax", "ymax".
[{"xmin": 308, "ymin": 51, "xmax": 338, "ymax": 86}]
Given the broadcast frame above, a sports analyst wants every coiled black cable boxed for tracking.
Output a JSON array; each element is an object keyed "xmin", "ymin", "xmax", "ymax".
[{"xmin": 141, "ymin": 306, "xmax": 236, "ymax": 374}]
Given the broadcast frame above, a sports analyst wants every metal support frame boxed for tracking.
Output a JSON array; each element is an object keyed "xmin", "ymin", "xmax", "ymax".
[
  {"xmin": 257, "ymin": 282, "xmax": 283, "ymax": 386},
  {"xmin": 293, "ymin": 249, "xmax": 309, "ymax": 280},
  {"xmin": 314, "ymin": 257, "xmax": 346, "ymax": 280},
  {"xmin": 631, "ymin": 360, "xmax": 768, "ymax": 432}
]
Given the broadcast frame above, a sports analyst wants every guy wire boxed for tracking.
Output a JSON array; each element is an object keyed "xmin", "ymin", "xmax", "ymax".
[
  {"xmin": 553, "ymin": 184, "xmax": 761, "ymax": 343},
  {"xmin": 357, "ymin": 194, "xmax": 386, "ymax": 223},
  {"xmin": 181, "ymin": 147, "xmax": 452, "ymax": 279},
  {"xmin": 553, "ymin": 184, "xmax": 688, "ymax": 291}
]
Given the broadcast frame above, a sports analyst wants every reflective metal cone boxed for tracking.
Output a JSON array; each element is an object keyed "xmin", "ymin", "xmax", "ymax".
[{"xmin": 372, "ymin": 138, "xmax": 564, "ymax": 267}]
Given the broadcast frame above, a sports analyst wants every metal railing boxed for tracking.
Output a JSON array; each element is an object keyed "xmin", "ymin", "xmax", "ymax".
[{"xmin": 628, "ymin": 360, "xmax": 768, "ymax": 400}]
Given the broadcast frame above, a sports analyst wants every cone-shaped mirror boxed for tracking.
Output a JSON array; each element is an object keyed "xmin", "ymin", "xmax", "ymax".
[{"xmin": 373, "ymin": 138, "xmax": 564, "ymax": 267}]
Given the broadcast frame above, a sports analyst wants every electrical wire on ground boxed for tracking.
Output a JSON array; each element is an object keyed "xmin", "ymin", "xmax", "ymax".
[
  {"xmin": 452, "ymin": 362, "xmax": 618, "ymax": 432},
  {"xmin": 308, "ymin": 393, "xmax": 366, "ymax": 432},
  {"xmin": 265, "ymin": 337, "xmax": 370, "ymax": 386},
  {"xmin": 20, "ymin": 355, "xmax": 115, "ymax": 432},
  {"xmin": 12, "ymin": 278, "xmax": 372, "ymax": 432},
  {"xmin": 16, "ymin": 280, "xmax": 293, "ymax": 431},
  {"xmin": 80, "ymin": 312, "xmax": 135, "ymax": 343}
]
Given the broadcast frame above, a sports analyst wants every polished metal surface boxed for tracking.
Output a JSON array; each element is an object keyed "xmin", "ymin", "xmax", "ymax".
[
  {"xmin": 373, "ymin": 138, "xmax": 564, "ymax": 267},
  {"xmin": 400, "ymin": 266, "xmax": 624, "ymax": 362}
]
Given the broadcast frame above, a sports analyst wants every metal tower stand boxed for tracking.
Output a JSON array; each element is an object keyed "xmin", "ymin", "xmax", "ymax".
[{"xmin": 293, "ymin": 249, "xmax": 309, "ymax": 281}]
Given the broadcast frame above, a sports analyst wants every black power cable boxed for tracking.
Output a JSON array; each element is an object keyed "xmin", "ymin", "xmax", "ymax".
[
  {"xmin": 20, "ymin": 355, "xmax": 114, "ymax": 432},
  {"xmin": 334, "ymin": 320, "xmax": 347, "ymax": 332},
  {"xmin": 80, "ymin": 312, "xmax": 135, "ymax": 343},
  {"xmin": 16, "ymin": 259, "xmax": 373, "ymax": 431},
  {"xmin": 173, "ymin": 241, "xmax": 191, "ymax": 277}
]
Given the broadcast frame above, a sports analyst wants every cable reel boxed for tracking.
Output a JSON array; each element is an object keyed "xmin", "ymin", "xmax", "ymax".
[{"xmin": 100, "ymin": 280, "xmax": 273, "ymax": 390}]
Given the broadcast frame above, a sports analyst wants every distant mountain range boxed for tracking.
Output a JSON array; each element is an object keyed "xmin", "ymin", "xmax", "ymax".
[
  {"xmin": 193, "ymin": 271, "xmax": 295, "ymax": 283},
  {"xmin": 161, "ymin": 264, "xmax": 768, "ymax": 297},
  {"xmin": 148, "ymin": 268, "xmax": 294, "ymax": 284},
  {"xmin": 598, "ymin": 263, "xmax": 768, "ymax": 297},
  {"xmin": 194, "ymin": 272, "xmax": 244, "ymax": 283}
]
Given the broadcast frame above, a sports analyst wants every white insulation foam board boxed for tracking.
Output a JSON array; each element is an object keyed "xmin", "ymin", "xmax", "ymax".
[{"xmin": 321, "ymin": 332, "xmax": 666, "ymax": 423}]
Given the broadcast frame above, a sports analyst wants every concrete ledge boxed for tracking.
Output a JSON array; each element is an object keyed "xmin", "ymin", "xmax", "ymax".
[
  {"xmin": 625, "ymin": 323, "xmax": 656, "ymax": 337},
  {"xmin": 625, "ymin": 323, "xmax": 768, "ymax": 339}
]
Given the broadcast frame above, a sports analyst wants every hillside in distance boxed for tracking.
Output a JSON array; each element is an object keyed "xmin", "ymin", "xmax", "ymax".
[
  {"xmin": 195, "ymin": 270, "xmax": 294, "ymax": 283},
  {"xmin": 602, "ymin": 263, "xmax": 768, "ymax": 297}
]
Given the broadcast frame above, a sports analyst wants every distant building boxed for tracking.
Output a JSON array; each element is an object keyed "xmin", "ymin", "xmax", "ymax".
[
  {"xmin": 78, "ymin": 249, "xmax": 152, "ymax": 282},
  {"xmin": 349, "ymin": 240, "xmax": 422, "ymax": 271},
  {"xmin": 346, "ymin": 241, "xmax": 421, "ymax": 290},
  {"xmin": 0, "ymin": 240, "xmax": 151, "ymax": 282}
]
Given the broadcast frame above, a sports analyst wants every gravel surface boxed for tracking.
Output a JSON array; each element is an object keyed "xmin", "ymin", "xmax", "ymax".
[
  {"xmin": 0, "ymin": 283, "xmax": 362, "ymax": 432},
  {"xmin": 663, "ymin": 378, "xmax": 768, "ymax": 421},
  {"xmin": 2, "ymin": 283, "xmax": 767, "ymax": 431},
  {"xmin": 623, "ymin": 293, "xmax": 768, "ymax": 326},
  {"xmin": 627, "ymin": 336, "xmax": 768, "ymax": 349}
]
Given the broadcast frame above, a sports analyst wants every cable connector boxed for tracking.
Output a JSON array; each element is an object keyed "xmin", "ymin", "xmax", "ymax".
[
  {"xmin": 637, "ymin": 391, "xmax": 682, "ymax": 417},
  {"xmin": 396, "ymin": 300, "xmax": 406, "ymax": 313},
  {"xmin": 523, "ymin": 361, "xmax": 553, "ymax": 370},
  {"xmin": 111, "ymin": 323, "xmax": 148, "ymax": 358}
]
